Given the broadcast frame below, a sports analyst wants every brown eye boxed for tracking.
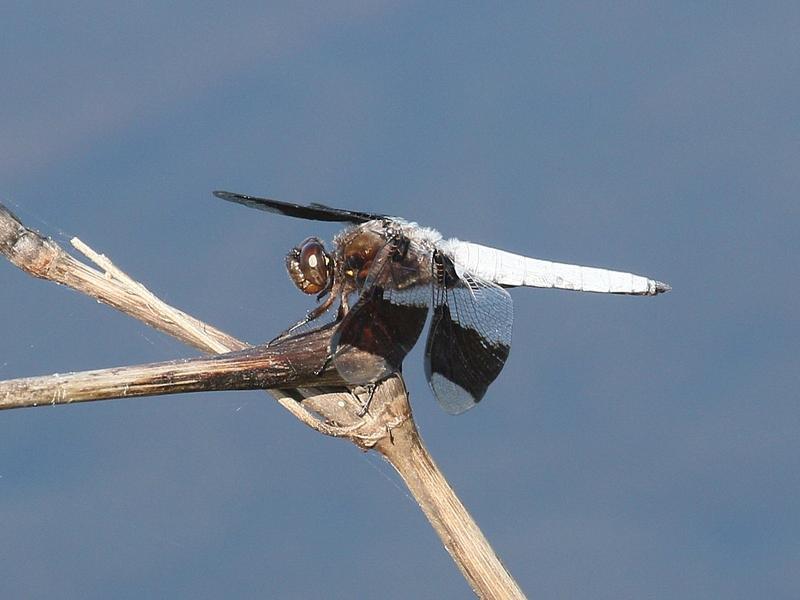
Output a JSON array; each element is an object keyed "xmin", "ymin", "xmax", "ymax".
[{"xmin": 286, "ymin": 237, "xmax": 331, "ymax": 295}]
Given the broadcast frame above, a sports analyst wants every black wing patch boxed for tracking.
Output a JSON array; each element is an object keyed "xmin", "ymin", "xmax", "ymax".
[
  {"xmin": 331, "ymin": 238, "xmax": 429, "ymax": 385},
  {"xmin": 425, "ymin": 252, "xmax": 513, "ymax": 415},
  {"xmin": 213, "ymin": 190, "xmax": 386, "ymax": 224}
]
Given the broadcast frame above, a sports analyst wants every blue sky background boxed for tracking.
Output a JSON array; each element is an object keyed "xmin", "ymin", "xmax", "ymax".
[{"xmin": 1, "ymin": 3, "xmax": 798, "ymax": 598}]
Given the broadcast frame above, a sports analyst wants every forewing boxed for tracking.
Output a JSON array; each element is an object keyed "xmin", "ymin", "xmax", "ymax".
[
  {"xmin": 425, "ymin": 253, "xmax": 513, "ymax": 414},
  {"xmin": 331, "ymin": 238, "xmax": 430, "ymax": 385},
  {"xmin": 213, "ymin": 190, "xmax": 386, "ymax": 223}
]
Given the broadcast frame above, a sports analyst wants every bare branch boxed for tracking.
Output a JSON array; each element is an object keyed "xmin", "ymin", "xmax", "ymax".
[
  {"xmin": 0, "ymin": 204, "xmax": 243, "ymax": 354},
  {"xmin": 0, "ymin": 202, "xmax": 526, "ymax": 599},
  {"xmin": 0, "ymin": 332, "xmax": 347, "ymax": 410},
  {"xmin": 0, "ymin": 202, "xmax": 347, "ymax": 435},
  {"xmin": 377, "ymin": 420, "xmax": 526, "ymax": 598}
]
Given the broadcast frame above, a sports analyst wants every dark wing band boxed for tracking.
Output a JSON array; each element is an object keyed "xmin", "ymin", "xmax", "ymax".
[
  {"xmin": 425, "ymin": 252, "xmax": 513, "ymax": 415},
  {"xmin": 213, "ymin": 190, "xmax": 386, "ymax": 224}
]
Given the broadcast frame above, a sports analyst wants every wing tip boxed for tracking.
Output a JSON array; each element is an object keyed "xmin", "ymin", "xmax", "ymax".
[
  {"xmin": 212, "ymin": 190, "xmax": 236, "ymax": 201},
  {"xmin": 428, "ymin": 373, "xmax": 481, "ymax": 415}
]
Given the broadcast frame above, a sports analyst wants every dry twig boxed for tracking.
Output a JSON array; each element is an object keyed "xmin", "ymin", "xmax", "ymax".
[{"xmin": 0, "ymin": 202, "xmax": 525, "ymax": 599}]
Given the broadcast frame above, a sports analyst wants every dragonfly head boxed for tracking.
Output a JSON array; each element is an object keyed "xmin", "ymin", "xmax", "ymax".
[{"xmin": 286, "ymin": 237, "xmax": 333, "ymax": 295}]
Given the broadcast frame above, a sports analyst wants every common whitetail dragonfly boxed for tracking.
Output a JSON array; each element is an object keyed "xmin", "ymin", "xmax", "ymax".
[{"xmin": 215, "ymin": 191, "xmax": 670, "ymax": 415}]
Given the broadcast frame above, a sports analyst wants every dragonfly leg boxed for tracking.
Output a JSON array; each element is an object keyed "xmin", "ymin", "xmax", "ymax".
[
  {"xmin": 313, "ymin": 351, "xmax": 333, "ymax": 376},
  {"xmin": 267, "ymin": 293, "xmax": 337, "ymax": 346},
  {"xmin": 356, "ymin": 384, "xmax": 377, "ymax": 417}
]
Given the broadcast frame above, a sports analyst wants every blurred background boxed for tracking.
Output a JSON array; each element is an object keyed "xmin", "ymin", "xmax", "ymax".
[{"xmin": 1, "ymin": 3, "xmax": 798, "ymax": 598}]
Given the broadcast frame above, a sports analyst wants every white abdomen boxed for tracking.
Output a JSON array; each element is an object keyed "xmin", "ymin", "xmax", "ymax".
[{"xmin": 444, "ymin": 241, "xmax": 670, "ymax": 296}]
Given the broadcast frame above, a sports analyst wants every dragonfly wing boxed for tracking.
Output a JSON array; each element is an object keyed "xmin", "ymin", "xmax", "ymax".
[
  {"xmin": 425, "ymin": 251, "xmax": 513, "ymax": 414},
  {"xmin": 213, "ymin": 190, "xmax": 386, "ymax": 223}
]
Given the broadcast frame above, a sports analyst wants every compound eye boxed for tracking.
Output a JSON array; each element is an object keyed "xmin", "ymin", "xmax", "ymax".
[{"xmin": 286, "ymin": 238, "xmax": 331, "ymax": 295}]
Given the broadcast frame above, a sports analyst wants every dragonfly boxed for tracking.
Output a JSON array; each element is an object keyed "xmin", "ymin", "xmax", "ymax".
[{"xmin": 214, "ymin": 191, "xmax": 670, "ymax": 415}]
